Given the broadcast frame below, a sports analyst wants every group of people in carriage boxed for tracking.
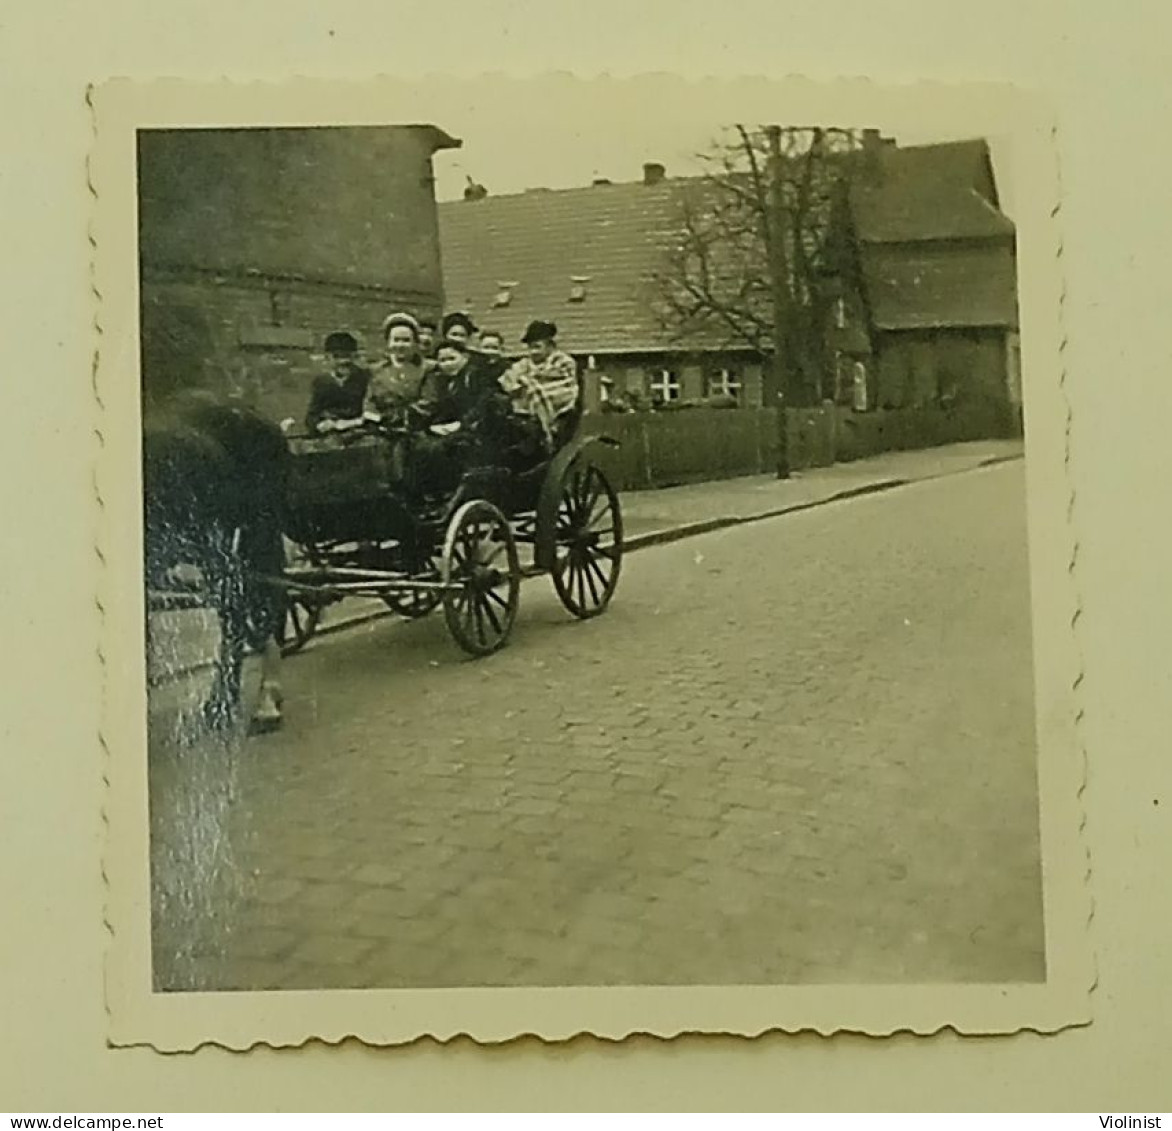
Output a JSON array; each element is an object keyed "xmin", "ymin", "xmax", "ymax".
[
  {"xmin": 144, "ymin": 311, "xmax": 586, "ymax": 739},
  {"xmin": 301, "ymin": 310, "xmax": 582, "ymax": 498}
]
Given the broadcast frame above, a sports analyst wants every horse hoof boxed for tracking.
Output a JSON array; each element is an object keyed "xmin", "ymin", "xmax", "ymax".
[{"xmin": 248, "ymin": 710, "xmax": 283, "ymax": 736}]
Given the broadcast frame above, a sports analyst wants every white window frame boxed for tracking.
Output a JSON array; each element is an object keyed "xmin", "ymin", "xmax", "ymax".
[
  {"xmin": 835, "ymin": 296, "xmax": 847, "ymax": 330},
  {"xmin": 649, "ymin": 368, "xmax": 681, "ymax": 404},
  {"xmin": 707, "ymin": 366, "xmax": 742, "ymax": 402}
]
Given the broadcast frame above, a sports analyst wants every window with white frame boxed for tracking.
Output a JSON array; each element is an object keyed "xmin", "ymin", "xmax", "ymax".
[
  {"xmin": 835, "ymin": 296, "xmax": 847, "ymax": 329},
  {"xmin": 707, "ymin": 366, "xmax": 742, "ymax": 402},
  {"xmin": 649, "ymin": 368, "xmax": 681, "ymax": 405}
]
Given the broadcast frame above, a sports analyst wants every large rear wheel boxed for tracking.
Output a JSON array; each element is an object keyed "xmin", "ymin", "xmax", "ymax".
[
  {"xmin": 441, "ymin": 500, "xmax": 521, "ymax": 657},
  {"xmin": 552, "ymin": 461, "xmax": 623, "ymax": 618}
]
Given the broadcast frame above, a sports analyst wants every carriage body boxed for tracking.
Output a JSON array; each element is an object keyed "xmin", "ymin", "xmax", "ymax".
[
  {"xmin": 276, "ymin": 420, "xmax": 624, "ymax": 658},
  {"xmin": 283, "ymin": 432, "xmax": 415, "ymax": 548}
]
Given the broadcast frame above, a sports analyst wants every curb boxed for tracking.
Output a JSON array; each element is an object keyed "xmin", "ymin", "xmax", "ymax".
[
  {"xmin": 150, "ymin": 452, "xmax": 1021, "ymax": 682},
  {"xmin": 622, "ymin": 477, "xmax": 909, "ymax": 553}
]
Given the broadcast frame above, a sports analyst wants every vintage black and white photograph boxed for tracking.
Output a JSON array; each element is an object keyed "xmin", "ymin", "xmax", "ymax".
[{"xmin": 94, "ymin": 76, "xmax": 1084, "ymax": 1044}]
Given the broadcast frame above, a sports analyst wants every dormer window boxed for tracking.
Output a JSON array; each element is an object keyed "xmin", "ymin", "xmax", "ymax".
[{"xmin": 568, "ymin": 276, "xmax": 591, "ymax": 303}]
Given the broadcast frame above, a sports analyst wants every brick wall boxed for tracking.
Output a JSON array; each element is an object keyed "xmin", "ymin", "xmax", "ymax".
[
  {"xmin": 140, "ymin": 272, "xmax": 427, "ymax": 424},
  {"xmin": 138, "ymin": 126, "xmax": 455, "ymax": 298},
  {"xmin": 136, "ymin": 124, "xmax": 458, "ymax": 420}
]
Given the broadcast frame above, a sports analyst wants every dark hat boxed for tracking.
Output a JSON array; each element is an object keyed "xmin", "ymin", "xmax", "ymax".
[
  {"xmin": 441, "ymin": 311, "xmax": 479, "ymax": 337},
  {"xmin": 521, "ymin": 319, "xmax": 557, "ymax": 344},
  {"xmin": 324, "ymin": 330, "xmax": 359, "ymax": 355}
]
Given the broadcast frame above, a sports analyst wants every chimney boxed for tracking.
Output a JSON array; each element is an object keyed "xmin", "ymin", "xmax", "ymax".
[
  {"xmin": 860, "ymin": 129, "xmax": 890, "ymax": 182},
  {"xmin": 643, "ymin": 162, "xmax": 666, "ymax": 186},
  {"xmin": 592, "ymin": 176, "xmax": 613, "ymax": 186}
]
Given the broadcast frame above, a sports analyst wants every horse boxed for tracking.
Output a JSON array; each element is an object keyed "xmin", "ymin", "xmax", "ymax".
[{"xmin": 142, "ymin": 389, "xmax": 290, "ymax": 734}]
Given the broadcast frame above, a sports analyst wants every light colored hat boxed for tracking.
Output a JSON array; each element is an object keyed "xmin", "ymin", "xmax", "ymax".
[{"xmin": 381, "ymin": 311, "xmax": 421, "ymax": 337}]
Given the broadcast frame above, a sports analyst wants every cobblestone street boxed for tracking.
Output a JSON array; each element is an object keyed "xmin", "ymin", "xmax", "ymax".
[{"xmin": 149, "ymin": 459, "xmax": 1045, "ymax": 991}]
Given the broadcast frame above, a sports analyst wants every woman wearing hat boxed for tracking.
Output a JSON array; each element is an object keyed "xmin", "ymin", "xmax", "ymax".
[{"xmin": 363, "ymin": 312, "xmax": 431, "ymax": 426}]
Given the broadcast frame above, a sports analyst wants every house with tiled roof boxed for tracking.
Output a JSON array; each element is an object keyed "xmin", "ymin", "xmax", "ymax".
[
  {"xmin": 439, "ymin": 162, "xmax": 774, "ymax": 409},
  {"xmin": 848, "ymin": 137, "xmax": 1021, "ymax": 413},
  {"xmin": 438, "ymin": 135, "xmax": 1020, "ymax": 417}
]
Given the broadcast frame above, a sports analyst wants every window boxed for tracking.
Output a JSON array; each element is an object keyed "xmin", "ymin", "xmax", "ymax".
[
  {"xmin": 568, "ymin": 276, "xmax": 591, "ymax": 303},
  {"xmin": 851, "ymin": 360, "xmax": 869, "ymax": 412},
  {"xmin": 707, "ymin": 366, "xmax": 742, "ymax": 402},
  {"xmin": 835, "ymin": 296, "xmax": 847, "ymax": 330},
  {"xmin": 649, "ymin": 368, "xmax": 681, "ymax": 405}
]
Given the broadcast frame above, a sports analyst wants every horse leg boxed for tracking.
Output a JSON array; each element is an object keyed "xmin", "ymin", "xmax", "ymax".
[{"xmin": 249, "ymin": 635, "xmax": 284, "ymax": 735}]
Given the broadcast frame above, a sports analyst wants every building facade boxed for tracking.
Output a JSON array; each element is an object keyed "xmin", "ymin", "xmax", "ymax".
[
  {"xmin": 137, "ymin": 125, "xmax": 460, "ymax": 423},
  {"xmin": 438, "ymin": 137, "xmax": 1019, "ymax": 422}
]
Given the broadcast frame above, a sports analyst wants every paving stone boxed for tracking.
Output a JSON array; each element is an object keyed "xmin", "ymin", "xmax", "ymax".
[{"xmin": 149, "ymin": 459, "xmax": 1044, "ymax": 991}]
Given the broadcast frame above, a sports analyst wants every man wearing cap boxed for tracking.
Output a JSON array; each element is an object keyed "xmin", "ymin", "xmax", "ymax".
[
  {"xmin": 304, "ymin": 331, "xmax": 373, "ymax": 434},
  {"xmin": 497, "ymin": 320, "xmax": 582, "ymax": 451}
]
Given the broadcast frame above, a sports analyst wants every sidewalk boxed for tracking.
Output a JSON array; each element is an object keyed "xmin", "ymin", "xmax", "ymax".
[{"xmin": 147, "ymin": 438, "xmax": 1024, "ymax": 678}]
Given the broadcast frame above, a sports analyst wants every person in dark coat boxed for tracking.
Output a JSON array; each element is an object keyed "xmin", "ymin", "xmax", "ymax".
[
  {"xmin": 304, "ymin": 331, "xmax": 372, "ymax": 434},
  {"xmin": 408, "ymin": 339, "xmax": 510, "ymax": 493}
]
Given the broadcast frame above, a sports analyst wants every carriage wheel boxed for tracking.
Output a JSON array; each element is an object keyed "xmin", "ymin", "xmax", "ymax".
[
  {"xmin": 383, "ymin": 587, "xmax": 444, "ymax": 619},
  {"xmin": 552, "ymin": 461, "xmax": 623, "ymax": 619},
  {"xmin": 441, "ymin": 500, "xmax": 520, "ymax": 657},
  {"xmin": 277, "ymin": 594, "xmax": 322, "ymax": 656}
]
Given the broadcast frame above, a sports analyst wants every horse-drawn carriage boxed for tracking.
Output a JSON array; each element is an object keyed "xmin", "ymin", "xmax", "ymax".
[
  {"xmin": 274, "ymin": 415, "xmax": 625, "ymax": 658},
  {"xmin": 143, "ymin": 397, "xmax": 625, "ymax": 727}
]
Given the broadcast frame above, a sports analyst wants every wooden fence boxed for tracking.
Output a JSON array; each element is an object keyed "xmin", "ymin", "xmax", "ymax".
[{"xmin": 582, "ymin": 400, "xmax": 1018, "ymax": 491}]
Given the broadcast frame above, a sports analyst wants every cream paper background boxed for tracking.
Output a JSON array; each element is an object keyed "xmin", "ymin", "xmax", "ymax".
[{"xmin": 3, "ymin": 0, "xmax": 1170, "ymax": 1111}]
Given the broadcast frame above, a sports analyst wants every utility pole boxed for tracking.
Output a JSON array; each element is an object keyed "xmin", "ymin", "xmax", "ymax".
[{"xmin": 764, "ymin": 124, "xmax": 791, "ymax": 480}]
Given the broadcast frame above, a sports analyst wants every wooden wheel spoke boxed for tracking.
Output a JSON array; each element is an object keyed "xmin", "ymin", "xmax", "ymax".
[
  {"xmin": 481, "ymin": 539, "xmax": 508, "ymax": 567},
  {"xmin": 472, "ymin": 597, "xmax": 491, "ymax": 645},
  {"xmin": 484, "ymin": 585, "xmax": 511, "ymax": 613},
  {"xmin": 584, "ymin": 552, "xmax": 611, "ymax": 594},
  {"xmin": 581, "ymin": 556, "xmax": 603, "ymax": 605},
  {"xmin": 574, "ymin": 559, "xmax": 587, "ymax": 611},
  {"xmin": 585, "ymin": 498, "xmax": 612, "ymax": 530},
  {"xmin": 574, "ymin": 470, "xmax": 595, "ymax": 519},
  {"xmin": 458, "ymin": 591, "xmax": 477, "ymax": 633},
  {"xmin": 480, "ymin": 593, "xmax": 504, "ymax": 636}
]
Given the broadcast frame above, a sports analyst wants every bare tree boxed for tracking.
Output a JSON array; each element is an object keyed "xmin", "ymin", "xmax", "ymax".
[{"xmin": 652, "ymin": 125, "xmax": 862, "ymax": 408}]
